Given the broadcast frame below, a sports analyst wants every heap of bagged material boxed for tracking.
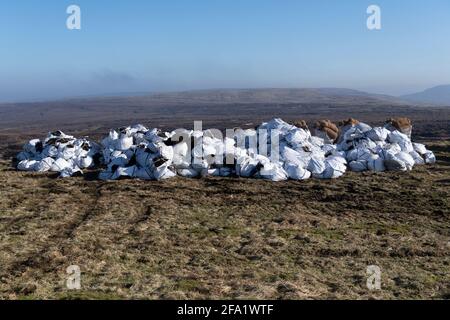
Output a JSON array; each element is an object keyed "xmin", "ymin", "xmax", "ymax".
[
  {"xmin": 98, "ymin": 124, "xmax": 178, "ymax": 180},
  {"xmin": 335, "ymin": 118, "xmax": 436, "ymax": 172},
  {"xmin": 15, "ymin": 117, "xmax": 437, "ymax": 181},
  {"xmin": 254, "ymin": 118, "xmax": 348, "ymax": 180},
  {"xmin": 99, "ymin": 124, "xmax": 233, "ymax": 180},
  {"xmin": 97, "ymin": 118, "xmax": 348, "ymax": 181},
  {"xmin": 16, "ymin": 131, "xmax": 101, "ymax": 177}
]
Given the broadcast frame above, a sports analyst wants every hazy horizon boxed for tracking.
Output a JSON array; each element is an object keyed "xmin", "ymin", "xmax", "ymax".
[
  {"xmin": 1, "ymin": 0, "xmax": 450, "ymax": 102},
  {"xmin": 0, "ymin": 86, "xmax": 440, "ymax": 104}
]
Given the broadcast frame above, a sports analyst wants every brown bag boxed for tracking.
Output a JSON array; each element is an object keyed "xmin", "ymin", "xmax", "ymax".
[
  {"xmin": 338, "ymin": 118, "xmax": 360, "ymax": 127},
  {"xmin": 293, "ymin": 120, "xmax": 309, "ymax": 130},
  {"xmin": 385, "ymin": 117, "xmax": 412, "ymax": 137},
  {"xmin": 314, "ymin": 120, "xmax": 339, "ymax": 142}
]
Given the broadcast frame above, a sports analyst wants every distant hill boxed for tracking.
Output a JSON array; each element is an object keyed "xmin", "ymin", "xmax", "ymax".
[
  {"xmin": 401, "ymin": 85, "xmax": 450, "ymax": 105},
  {"xmin": 143, "ymin": 87, "xmax": 407, "ymax": 104},
  {"xmin": 65, "ymin": 88, "xmax": 408, "ymax": 106},
  {"xmin": 1, "ymin": 87, "xmax": 450, "ymax": 138},
  {"xmin": 0, "ymin": 87, "xmax": 424, "ymax": 132}
]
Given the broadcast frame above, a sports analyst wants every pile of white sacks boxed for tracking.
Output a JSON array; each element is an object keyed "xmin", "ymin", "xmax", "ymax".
[
  {"xmin": 16, "ymin": 131, "xmax": 101, "ymax": 177},
  {"xmin": 336, "ymin": 121, "xmax": 435, "ymax": 173},
  {"xmin": 96, "ymin": 118, "xmax": 436, "ymax": 181},
  {"xmin": 99, "ymin": 120, "xmax": 324, "ymax": 181},
  {"xmin": 16, "ymin": 118, "xmax": 436, "ymax": 181}
]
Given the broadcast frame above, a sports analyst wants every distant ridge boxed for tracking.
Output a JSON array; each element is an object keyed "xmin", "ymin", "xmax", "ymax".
[
  {"xmin": 63, "ymin": 88, "xmax": 409, "ymax": 106},
  {"xmin": 401, "ymin": 85, "xmax": 450, "ymax": 105},
  {"xmin": 1, "ymin": 87, "xmax": 449, "ymax": 133}
]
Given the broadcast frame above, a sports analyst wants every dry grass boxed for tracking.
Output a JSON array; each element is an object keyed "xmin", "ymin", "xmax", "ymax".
[{"xmin": 0, "ymin": 141, "xmax": 449, "ymax": 300}]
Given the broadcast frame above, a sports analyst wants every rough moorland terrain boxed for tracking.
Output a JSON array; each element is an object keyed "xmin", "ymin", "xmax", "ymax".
[
  {"xmin": 0, "ymin": 93, "xmax": 449, "ymax": 299},
  {"xmin": 0, "ymin": 140, "xmax": 448, "ymax": 299}
]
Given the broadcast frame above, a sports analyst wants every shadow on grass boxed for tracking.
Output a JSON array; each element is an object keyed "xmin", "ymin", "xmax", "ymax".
[{"xmin": 428, "ymin": 144, "xmax": 450, "ymax": 153}]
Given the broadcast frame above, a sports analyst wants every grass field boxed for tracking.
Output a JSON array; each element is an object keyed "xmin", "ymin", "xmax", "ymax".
[{"xmin": 0, "ymin": 140, "xmax": 448, "ymax": 299}]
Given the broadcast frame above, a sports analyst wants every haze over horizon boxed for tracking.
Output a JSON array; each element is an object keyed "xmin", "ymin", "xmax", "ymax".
[{"xmin": 1, "ymin": 0, "xmax": 450, "ymax": 102}]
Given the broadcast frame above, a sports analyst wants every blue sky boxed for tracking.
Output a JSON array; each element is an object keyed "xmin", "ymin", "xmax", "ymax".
[{"xmin": 1, "ymin": 0, "xmax": 450, "ymax": 102}]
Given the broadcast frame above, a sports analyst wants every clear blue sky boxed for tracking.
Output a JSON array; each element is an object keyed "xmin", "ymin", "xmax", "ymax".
[{"xmin": 1, "ymin": 0, "xmax": 450, "ymax": 102}]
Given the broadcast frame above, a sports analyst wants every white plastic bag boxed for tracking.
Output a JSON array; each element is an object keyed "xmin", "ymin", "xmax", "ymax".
[{"xmin": 349, "ymin": 160, "xmax": 368, "ymax": 172}]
